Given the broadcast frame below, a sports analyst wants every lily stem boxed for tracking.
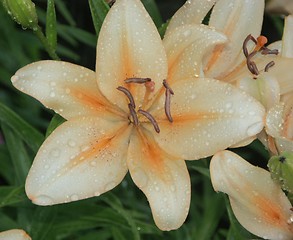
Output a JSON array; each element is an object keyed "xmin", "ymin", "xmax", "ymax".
[{"xmin": 33, "ymin": 25, "xmax": 60, "ymax": 61}]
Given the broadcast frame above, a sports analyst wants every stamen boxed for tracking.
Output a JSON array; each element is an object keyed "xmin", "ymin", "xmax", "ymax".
[
  {"xmin": 264, "ymin": 61, "xmax": 275, "ymax": 72},
  {"xmin": 117, "ymin": 86, "xmax": 136, "ymax": 108},
  {"xmin": 128, "ymin": 104, "xmax": 138, "ymax": 126},
  {"xmin": 125, "ymin": 77, "xmax": 151, "ymax": 84},
  {"xmin": 246, "ymin": 51, "xmax": 259, "ymax": 75},
  {"xmin": 243, "ymin": 34, "xmax": 257, "ymax": 58},
  {"xmin": 261, "ymin": 48, "xmax": 279, "ymax": 55},
  {"xmin": 163, "ymin": 79, "xmax": 174, "ymax": 95},
  {"xmin": 165, "ymin": 90, "xmax": 173, "ymax": 123},
  {"xmin": 138, "ymin": 109, "xmax": 160, "ymax": 133}
]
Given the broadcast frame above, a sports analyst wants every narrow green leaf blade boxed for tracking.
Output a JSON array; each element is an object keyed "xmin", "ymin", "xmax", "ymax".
[
  {"xmin": 0, "ymin": 102, "xmax": 44, "ymax": 153},
  {"xmin": 45, "ymin": 113, "xmax": 66, "ymax": 137},
  {"xmin": 46, "ymin": 0, "xmax": 57, "ymax": 51},
  {"xmin": 141, "ymin": 0, "xmax": 163, "ymax": 28},
  {"xmin": 0, "ymin": 186, "xmax": 27, "ymax": 208},
  {"xmin": 2, "ymin": 124, "xmax": 31, "ymax": 185},
  {"xmin": 88, "ymin": 0, "xmax": 109, "ymax": 36}
]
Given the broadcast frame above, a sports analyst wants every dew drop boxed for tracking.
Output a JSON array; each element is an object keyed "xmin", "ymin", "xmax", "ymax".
[
  {"xmin": 90, "ymin": 161, "xmax": 97, "ymax": 167},
  {"xmin": 50, "ymin": 148, "xmax": 60, "ymax": 157},
  {"xmin": 70, "ymin": 194, "xmax": 79, "ymax": 201},
  {"xmin": 67, "ymin": 139, "xmax": 76, "ymax": 147},
  {"xmin": 246, "ymin": 121, "xmax": 263, "ymax": 136},
  {"xmin": 33, "ymin": 195, "xmax": 54, "ymax": 205},
  {"xmin": 50, "ymin": 92, "xmax": 56, "ymax": 98}
]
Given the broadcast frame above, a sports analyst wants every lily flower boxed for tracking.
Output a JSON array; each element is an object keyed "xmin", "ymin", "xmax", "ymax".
[
  {"xmin": 210, "ymin": 150, "xmax": 293, "ymax": 240},
  {"xmin": 0, "ymin": 229, "xmax": 31, "ymax": 240},
  {"xmin": 11, "ymin": 0, "xmax": 265, "ymax": 230},
  {"xmin": 165, "ymin": 0, "xmax": 293, "ymax": 110}
]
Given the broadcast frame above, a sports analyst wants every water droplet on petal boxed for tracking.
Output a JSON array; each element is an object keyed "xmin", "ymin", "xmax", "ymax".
[
  {"xmin": 70, "ymin": 194, "xmax": 79, "ymax": 201},
  {"xmin": 246, "ymin": 121, "xmax": 263, "ymax": 136},
  {"xmin": 33, "ymin": 195, "xmax": 54, "ymax": 205},
  {"xmin": 50, "ymin": 148, "xmax": 60, "ymax": 157},
  {"xmin": 67, "ymin": 139, "xmax": 76, "ymax": 147}
]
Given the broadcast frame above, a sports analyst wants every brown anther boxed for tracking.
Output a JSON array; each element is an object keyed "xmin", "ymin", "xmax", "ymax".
[
  {"xmin": 125, "ymin": 77, "xmax": 151, "ymax": 84},
  {"xmin": 243, "ymin": 34, "xmax": 257, "ymax": 58},
  {"xmin": 165, "ymin": 90, "xmax": 173, "ymax": 122},
  {"xmin": 246, "ymin": 51, "xmax": 259, "ymax": 75},
  {"xmin": 117, "ymin": 86, "xmax": 136, "ymax": 109},
  {"xmin": 138, "ymin": 109, "xmax": 160, "ymax": 133},
  {"xmin": 261, "ymin": 48, "xmax": 279, "ymax": 55},
  {"xmin": 128, "ymin": 104, "xmax": 138, "ymax": 126},
  {"xmin": 264, "ymin": 61, "xmax": 275, "ymax": 72},
  {"xmin": 256, "ymin": 36, "xmax": 268, "ymax": 51},
  {"xmin": 163, "ymin": 79, "xmax": 174, "ymax": 95}
]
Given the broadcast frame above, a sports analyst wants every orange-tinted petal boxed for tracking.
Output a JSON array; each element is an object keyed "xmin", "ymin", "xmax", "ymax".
[
  {"xmin": 96, "ymin": 0, "xmax": 167, "ymax": 110},
  {"xmin": 26, "ymin": 115, "xmax": 131, "ymax": 205},
  {"xmin": 11, "ymin": 61, "xmax": 122, "ymax": 120},
  {"xmin": 148, "ymin": 78, "xmax": 265, "ymax": 160},
  {"xmin": 165, "ymin": 0, "xmax": 217, "ymax": 36},
  {"xmin": 210, "ymin": 150, "xmax": 293, "ymax": 240},
  {"xmin": 205, "ymin": 0, "xmax": 264, "ymax": 78},
  {"xmin": 282, "ymin": 15, "xmax": 293, "ymax": 58},
  {"xmin": 0, "ymin": 229, "xmax": 31, "ymax": 240},
  {"xmin": 127, "ymin": 129, "xmax": 190, "ymax": 231},
  {"xmin": 163, "ymin": 24, "xmax": 227, "ymax": 82}
]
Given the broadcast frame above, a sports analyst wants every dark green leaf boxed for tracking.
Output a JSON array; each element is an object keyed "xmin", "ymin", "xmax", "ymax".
[
  {"xmin": 1, "ymin": 124, "xmax": 31, "ymax": 184},
  {"xmin": 45, "ymin": 114, "xmax": 66, "ymax": 137},
  {"xmin": 46, "ymin": 0, "xmax": 57, "ymax": 51},
  {"xmin": 0, "ymin": 186, "xmax": 27, "ymax": 208},
  {"xmin": 142, "ymin": 0, "xmax": 163, "ymax": 27},
  {"xmin": 0, "ymin": 102, "xmax": 44, "ymax": 153},
  {"xmin": 55, "ymin": 0, "xmax": 76, "ymax": 26},
  {"xmin": 88, "ymin": 0, "xmax": 109, "ymax": 36}
]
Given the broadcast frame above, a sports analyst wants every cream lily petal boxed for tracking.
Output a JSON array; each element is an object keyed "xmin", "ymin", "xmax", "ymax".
[
  {"xmin": 282, "ymin": 15, "xmax": 293, "ymax": 58},
  {"xmin": 127, "ymin": 129, "xmax": 190, "ymax": 231},
  {"xmin": 0, "ymin": 230, "xmax": 31, "ymax": 240},
  {"xmin": 165, "ymin": 0, "xmax": 217, "ymax": 36},
  {"xmin": 205, "ymin": 0, "xmax": 264, "ymax": 78},
  {"xmin": 25, "ymin": 115, "xmax": 131, "ymax": 205},
  {"xmin": 236, "ymin": 73, "xmax": 280, "ymax": 110},
  {"xmin": 210, "ymin": 150, "xmax": 293, "ymax": 240},
  {"xmin": 163, "ymin": 24, "xmax": 227, "ymax": 82},
  {"xmin": 96, "ymin": 0, "xmax": 167, "ymax": 110},
  {"xmin": 11, "ymin": 61, "xmax": 120, "ymax": 120},
  {"xmin": 148, "ymin": 78, "xmax": 265, "ymax": 160}
]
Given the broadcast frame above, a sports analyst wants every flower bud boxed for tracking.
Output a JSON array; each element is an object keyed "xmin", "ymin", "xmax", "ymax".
[
  {"xmin": 268, "ymin": 152, "xmax": 293, "ymax": 193},
  {"xmin": 2, "ymin": 0, "xmax": 38, "ymax": 30}
]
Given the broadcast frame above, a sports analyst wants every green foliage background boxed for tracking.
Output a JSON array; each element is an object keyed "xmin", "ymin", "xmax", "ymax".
[{"xmin": 0, "ymin": 0, "xmax": 284, "ymax": 239}]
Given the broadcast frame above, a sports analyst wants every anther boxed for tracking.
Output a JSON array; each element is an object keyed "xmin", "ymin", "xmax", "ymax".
[
  {"xmin": 165, "ymin": 90, "xmax": 173, "ymax": 122},
  {"xmin": 125, "ymin": 77, "xmax": 151, "ymax": 84},
  {"xmin": 138, "ymin": 109, "xmax": 160, "ymax": 133},
  {"xmin": 264, "ymin": 61, "xmax": 275, "ymax": 72},
  {"xmin": 128, "ymin": 104, "xmax": 138, "ymax": 126},
  {"xmin": 163, "ymin": 79, "xmax": 174, "ymax": 95},
  {"xmin": 261, "ymin": 48, "xmax": 279, "ymax": 55},
  {"xmin": 243, "ymin": 34, "xmax": 257, "ymax": 58},
  {"xmin": 117, "ymin": 86, "xmax": 136, "ymax": 108}
]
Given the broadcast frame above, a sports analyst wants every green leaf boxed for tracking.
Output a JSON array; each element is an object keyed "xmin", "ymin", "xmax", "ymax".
[
  {"xmin": 88, "ymin": 0, "xmax": 110, "ymax": 36},
  {"xmin": 0, "ymin": 186, "xmax": 27, "ymax": 208},
  {"xmin": 0, "ymin": 102, "xmax": 44, "ymax": 153},
  {"xmin": 1, "ymin": 124, "xmax": 31, "ymax": 185},
  {"xmin": 45, "ymin": 113, "xmax": 66, "ymax": 137},
  {"xmin": 158, "ymin": 21, "xmax": 169, "ymax": 38},
  {"xmin": 141, "ymin": 0, "xmax": 163, "ymax": 28},
  {"xmin": 46, "ymin": 0, "xmax": 57, "ymax": 51},
  {"xmin": 55, "ymin": 0, "xmax": 76, "ymax": 26},
  {"xmin": 101, "ymin": 193, "xmax": 140, "ymax": 240},
  {"xmin": 0, "ymin": 145, "xmax": 14, "ymax": 184}
]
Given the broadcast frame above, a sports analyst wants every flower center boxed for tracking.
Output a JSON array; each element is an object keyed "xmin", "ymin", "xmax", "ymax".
[
  {"xmin": 243, "ymin": 34, "xmax": 279, "ymax": 79},
  {"xmin": 117, "ymin": 78, "xmax": 174, "ymax": 133}
]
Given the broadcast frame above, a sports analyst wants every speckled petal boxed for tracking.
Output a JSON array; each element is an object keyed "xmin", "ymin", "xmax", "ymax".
[
  {"xmin": 236, "ymin": 73, "xmax": 280, "ymax": 110},
  {"xmin": 127, "ymin": 129, "xmax": 190, "ymax": 231},
  {"xmin": 165, "ymin": 0, "xmax": 217, "ymax": 36},
  {"xmin": 282, "ymin": 15, "xmax": 293, "ymax": 58},
  {"xmin": 205, "ymin": 0, "xmax": 264, "ymax": 78},
  {"xmin": 210, "ymin": 150, "xmax": 293, "ymax": 240},
  {"xmin": 163, "ymin": 24, "xmax": 227, "ymax": 82},
  {"xmin": 96, "ymin": 0, "xmax": 167, "ymax": 110},
  {"xmin": 11, "ymin": 61, "xmax": 121, "ymax": 120},
  {"xmin": 148, "ymin": 78, "xmax": 265, "ymax": 160},
  {"xmin": 0, "ymin": 229, "xmax": 31, "ymax": 240},
  {"xmin": 25, "ymin": 115, "xmax": 131, "ymax": 205}
]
